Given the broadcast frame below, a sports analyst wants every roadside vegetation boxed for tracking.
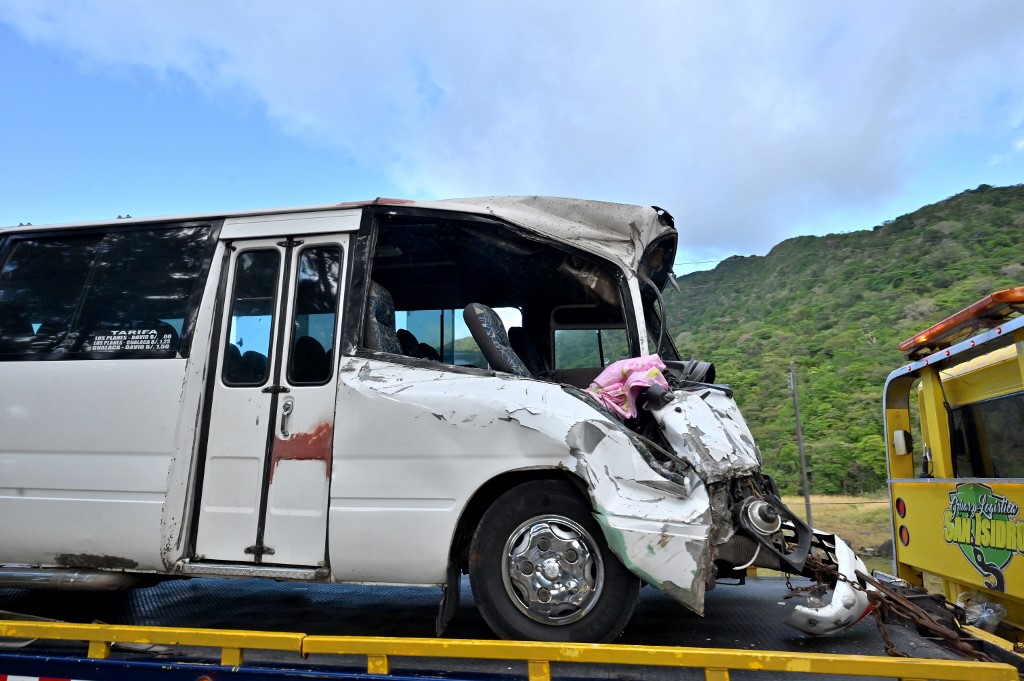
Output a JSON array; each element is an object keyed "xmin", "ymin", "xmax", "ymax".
[{"xmin": 668, "ymin": 184, "xmax": 1024, "ymax": 495}]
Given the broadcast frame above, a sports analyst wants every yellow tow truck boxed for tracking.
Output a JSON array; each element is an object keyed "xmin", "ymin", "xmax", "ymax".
[{"xmin": 885, "ymin": 287, "xmax": 1024, "ymax": 650}]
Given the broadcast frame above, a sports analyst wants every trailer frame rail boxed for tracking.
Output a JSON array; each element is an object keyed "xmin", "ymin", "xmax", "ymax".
[{"xmin": 0, "ymin": 619, "xmax": 1017, "ymax": 681}]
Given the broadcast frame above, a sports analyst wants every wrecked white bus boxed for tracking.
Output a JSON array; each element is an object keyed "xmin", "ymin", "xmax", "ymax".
[{"xmin": 0, "ymin": 197, "xmax": 870, "ymax": 642}]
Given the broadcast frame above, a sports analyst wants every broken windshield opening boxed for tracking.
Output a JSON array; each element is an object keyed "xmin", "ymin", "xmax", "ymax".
[
  {"xmin": 641, "ymin": 281, "xmax": 679, "ymax": 361},
  {"xmin": 636, "ymin": 233, "xmax": 680, "ymax": 361},
  {"xmin": 364, "ymin": 212, "xmax": 636, "ymax": 385}
]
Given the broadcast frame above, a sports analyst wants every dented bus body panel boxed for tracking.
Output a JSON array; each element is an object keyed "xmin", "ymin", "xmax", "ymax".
[
  {"xmin": 0, "ymin": 197, "xmax": 869, "ymax": 641},
  {"xmin": 326, "ymin": 353, "xmax": 720, "ymax": 612}
]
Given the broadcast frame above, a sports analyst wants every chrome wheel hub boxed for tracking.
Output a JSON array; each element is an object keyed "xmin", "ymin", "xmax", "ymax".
[{"xmin": 502, "ymin": 514, "xmax": 603, "ymax": 625}]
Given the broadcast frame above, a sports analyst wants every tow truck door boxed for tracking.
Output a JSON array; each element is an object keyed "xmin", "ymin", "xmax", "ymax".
[{"xmin": 195, "ymin": 233, "xmax": 347, "ymax": 566}]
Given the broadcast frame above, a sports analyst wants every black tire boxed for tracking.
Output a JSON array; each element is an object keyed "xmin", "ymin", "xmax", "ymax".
[{"xmin": 469, "ymin": 480, "xmax": 640, "ymax": 642}]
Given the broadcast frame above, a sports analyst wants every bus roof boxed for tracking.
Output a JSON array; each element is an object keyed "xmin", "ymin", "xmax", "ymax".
[{"xmin": 1, "ymin": 196, "xmax": 676, "ymax": 274}]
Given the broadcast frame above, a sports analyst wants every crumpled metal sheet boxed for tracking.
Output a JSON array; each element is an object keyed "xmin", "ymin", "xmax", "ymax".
[
  {"xmin": 786, "ymin": 535, "xmax": 874, "ymax": 635},
  {"xmin": 338, "ymin": 358, "xmax": 713, "ymax": 606},
  {"xmin": 650, "ymin": 389, "xmax": 762, "ymax": 484},
  {"xmin": 564, "ymin": 418, "xmax": 714, "ymax": 614},
  {"xmin": 426, "ymin": 196, "xmax": 673, "ymax": 273}
]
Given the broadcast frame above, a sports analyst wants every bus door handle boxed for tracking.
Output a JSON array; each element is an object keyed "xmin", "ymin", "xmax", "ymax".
[{"xmin": 280, "ymin": 398, "xmax": 294, "ymax": 438}]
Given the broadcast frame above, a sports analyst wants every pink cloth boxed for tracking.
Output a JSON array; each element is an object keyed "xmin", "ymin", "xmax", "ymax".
[{"xmin": 585, "ymin": 354, "xmax": 669, "ymax": 419}]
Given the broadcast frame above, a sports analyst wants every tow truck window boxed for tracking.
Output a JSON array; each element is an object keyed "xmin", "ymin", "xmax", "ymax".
[
  {"xmin": 951, "ymin": 392, "xmax": 1024, "ymax": 478},
  {"xmin": 0, "ymin": 226, "xmax": 211, "ymax": 358}
]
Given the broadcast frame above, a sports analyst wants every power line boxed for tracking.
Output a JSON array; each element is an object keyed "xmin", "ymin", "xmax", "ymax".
[
  {"xmin": 666, "ymin": 261, "xmax": 1023, "ymax": 291},
  {"xmin": 674, "ymin": 231, "xmax": 1023, "ymax": 267}
]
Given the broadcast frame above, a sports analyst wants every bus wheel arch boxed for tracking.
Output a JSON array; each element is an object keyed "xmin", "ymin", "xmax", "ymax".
[{"xmin": 466, "ymin": 478, "xmax": 640, "ymax": 642}]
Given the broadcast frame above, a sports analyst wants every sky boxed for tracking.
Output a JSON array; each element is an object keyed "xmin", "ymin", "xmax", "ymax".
[{"xmin": 1, "ymin": 2, "xmax": 1024, "ymax": 274}]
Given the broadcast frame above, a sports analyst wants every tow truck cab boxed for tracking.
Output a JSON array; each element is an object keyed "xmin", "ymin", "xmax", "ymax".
[{"xmin": 885, "ymin": 287, "xmax": 1024, "ymax": 641}]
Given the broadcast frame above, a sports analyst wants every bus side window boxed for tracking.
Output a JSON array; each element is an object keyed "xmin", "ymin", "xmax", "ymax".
[
  {"xmin": 223, "ymin": 250, "xmax": 280, "ymax": 386},
  {"xmin": 288, "ymin": 246, "xmax": 342, "ymax": 385},
  {"xmin": 0, "ymin": 235, "xmax": 100, "ymax": 354},
  {"xmin": 0, "ymin": 227, "xmax": 210, "ymax": 358}
]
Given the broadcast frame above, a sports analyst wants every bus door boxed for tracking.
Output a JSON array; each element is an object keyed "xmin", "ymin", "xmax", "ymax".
[{"xmin": 196, "ymin": 235, "xmax": 347, "ymax": 566}]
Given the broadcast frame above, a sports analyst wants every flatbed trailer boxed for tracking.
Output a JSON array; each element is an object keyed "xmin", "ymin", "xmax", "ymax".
[{"xmin": 1, "ymin": 576, "xmax": 1018, "ymax": 680}]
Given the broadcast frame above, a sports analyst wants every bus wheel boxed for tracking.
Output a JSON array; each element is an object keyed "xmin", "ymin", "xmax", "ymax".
[{"xmin": 468, "ymin": 480, "xmax": 640, "ymax": 642}]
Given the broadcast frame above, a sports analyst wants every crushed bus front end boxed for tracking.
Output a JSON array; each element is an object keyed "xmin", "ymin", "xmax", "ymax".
[{"xmin": 571, "ymin": 358, "xmax": 874, "ymax": 636}]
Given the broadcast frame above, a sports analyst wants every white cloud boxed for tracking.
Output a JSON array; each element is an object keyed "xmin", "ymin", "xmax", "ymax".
[
  {"xmin": 3, "ymin": 0, "xmax": 1024, "ymax": 260},
  {"xmin": 989, "ymin": 134, "xmax": 1024, "ymax": 165}
]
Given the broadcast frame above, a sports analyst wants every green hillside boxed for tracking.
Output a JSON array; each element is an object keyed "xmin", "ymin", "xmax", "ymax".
[{"xmin": 665, "ymin": 184, "xmax": 1024, "ymax": 495}]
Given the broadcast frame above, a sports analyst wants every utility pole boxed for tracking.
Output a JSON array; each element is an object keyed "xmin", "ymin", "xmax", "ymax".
[{"xmin": 790, "ymin": 361, "xmax": 813, "ymax": 527}]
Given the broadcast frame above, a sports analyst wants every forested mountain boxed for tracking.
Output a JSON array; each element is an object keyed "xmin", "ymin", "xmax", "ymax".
[{"xmin": 664, "ymin": 184, "xmax": 1024, "ymax": 494}]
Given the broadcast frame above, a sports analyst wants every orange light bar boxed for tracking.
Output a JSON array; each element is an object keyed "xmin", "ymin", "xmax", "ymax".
[{"xmin": 899, "ymin": 287, "xmax": 1024, "ymax": 359}]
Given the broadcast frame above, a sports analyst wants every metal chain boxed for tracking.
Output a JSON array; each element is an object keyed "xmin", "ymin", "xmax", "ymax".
[
  {"xmin": 870, "ymin": 598, "xmax": 911, "ymax": 658},
  {"xmin": 801, "ymin": 555, "xmax": 998, "ymax": 664}
]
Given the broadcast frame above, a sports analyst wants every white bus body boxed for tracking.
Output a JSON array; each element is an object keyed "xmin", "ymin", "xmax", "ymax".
[{"xmin": 0, "ymin": 197, "xmax": 869, "ymax": 641}]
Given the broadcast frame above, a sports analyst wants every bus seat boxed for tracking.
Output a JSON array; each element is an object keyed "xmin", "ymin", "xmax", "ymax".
[
  {"xmin": 134, "ymin": 319, "xmax": 180, "ymax": 353},
  {"xmin": 418, "ymin": 342, "xmax": 441, "ymax": 362},
  {"xmin": 396, "ymin": 328, "xmax": 421, "ymax": 357},
  {"xmin": 241, "ymin": 350, "xmax": 269, "ymax": 383},
  {"xmin": 396, "ymin": 328, "xmax": 441, "ymax": 362},
  {"xmin": 463, "ymin": 303, "xmax": 531, "ymax": 378},
  {"xmin": 223, "ymin": 343, "xmax": 244, "ymax": 383},
  {"xmin": 508, "ymin": 326, "xmax": 544, "ymax": 375},
  {"xmin": 291, "ymin": 335, "xmax": 330, "ymax": 383}
]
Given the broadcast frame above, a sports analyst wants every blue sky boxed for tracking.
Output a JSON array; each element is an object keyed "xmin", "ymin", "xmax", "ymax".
[{"xmin": 2, "ymin": 2, "xmax": 1023, "ymax": 274}]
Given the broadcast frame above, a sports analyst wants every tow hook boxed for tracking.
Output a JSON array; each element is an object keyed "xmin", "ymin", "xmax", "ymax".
[{"xmin": 785, "ymin": 535, "xmax": 874, "ymax": 636}]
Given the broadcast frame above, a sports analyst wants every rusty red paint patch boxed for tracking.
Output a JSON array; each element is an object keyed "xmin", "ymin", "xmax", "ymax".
[{"xmin": 271, "ymin": 422, "xmax": 334, "ymax": 483}]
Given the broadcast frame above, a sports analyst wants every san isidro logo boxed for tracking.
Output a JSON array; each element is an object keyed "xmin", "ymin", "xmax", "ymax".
[{"xmin": 943, "ymin": 482, "xmax": 1023, "ymax": 592}]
